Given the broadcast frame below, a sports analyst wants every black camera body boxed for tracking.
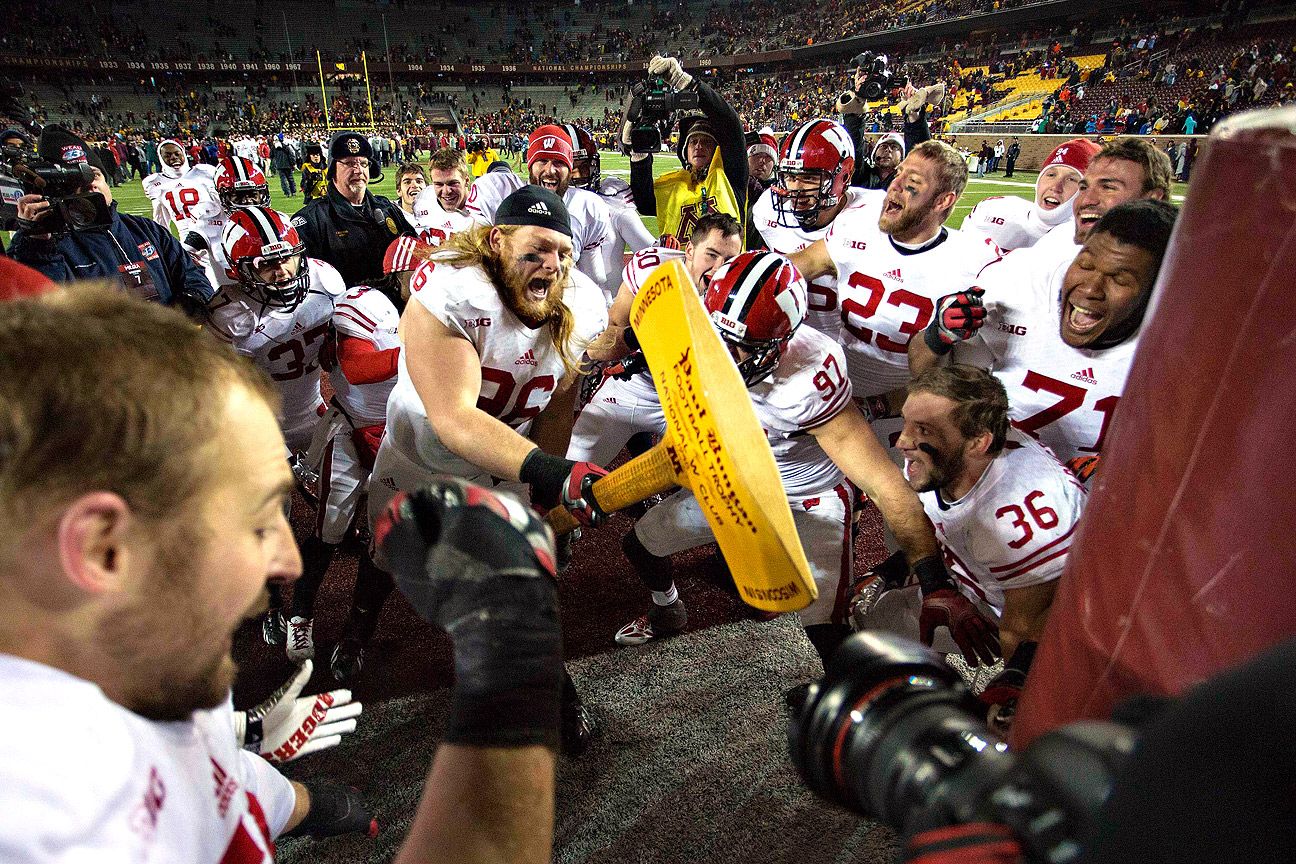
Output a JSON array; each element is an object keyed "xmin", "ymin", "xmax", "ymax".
[
  {"xmin": 850, "ymin": 51, "xmax": 895, "ymax": 102},
  {"xmin": 0, "ymin": 144, "xmax": 112, "ymax": 235},
  {"xmin": 789, "ymin": 633, "xmax": 1137, "ymax": 863},
  {"xmin": 627, "ymin": 76, "xmax": 699, "ymax": 153}
]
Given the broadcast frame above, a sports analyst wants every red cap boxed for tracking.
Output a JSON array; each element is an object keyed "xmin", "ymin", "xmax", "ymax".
[
  {"xmin": 1041, "ymin": 138, "xmax": 1102, "ymax": 179},
  {"xmin": 0, "ymin": 256, "xmax": 57, "ymax": 301},
  {"xmin": 748, "ymin": 130, "xmax": 778, "ymax": 161},
  {"xmin": 527, "ymin": 125, "xmax": 574, "ymax": 170}
]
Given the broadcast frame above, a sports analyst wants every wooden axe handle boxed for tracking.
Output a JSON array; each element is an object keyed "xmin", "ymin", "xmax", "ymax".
[{"xmin": 544, "ymin": 442, "xmax": 679, "ymax": 535}]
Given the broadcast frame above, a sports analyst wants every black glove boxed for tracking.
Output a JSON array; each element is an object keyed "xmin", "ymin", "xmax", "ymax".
[
  {"xmin": 283, "ymin": 781, "xmax": 377, "ymax": 840},
  {"xmin": 182, "ymin": 230, "xmax": 209, "ymax": 252},
  {"xmin": 519, "ymin": 447, "xmax": 610, "ymax": 525},
  {"xmin": 914, "ymin": 555, "xmax": 1001, "ymax": 667},
  {"xmin": 923, "ymin": 288, "xmax": 986, "ymax": 355},
  {"xmin": 374, "ymin": 478, "xmax": 564, "ymax": 748},
  {"xmin": 607, "ymin": 352, "xmax": 648, "ymax": 381}
]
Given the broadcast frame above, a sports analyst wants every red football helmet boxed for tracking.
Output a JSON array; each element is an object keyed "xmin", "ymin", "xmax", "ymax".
[
  {"xmin": 773, "ymin": 118, "xmax": 856, "ymax": 230},
  {"xmin": 703, "ymin": 251, "xmax": 808, "ymax": 386},
  {"xmin": 215, "ymin": 157, "xmax": 271, "ymax": 212},
  {"xmin": 221, "ymin": 206, "xmax": 309, "ymax": 310},
  {"xmin": 561, "ymin": 123, "xmax": 600, "ymax": 190}
]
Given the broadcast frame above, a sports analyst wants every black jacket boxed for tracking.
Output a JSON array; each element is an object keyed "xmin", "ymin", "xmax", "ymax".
[{"xmin": 291, "ymin": 182, "xmax": 414, "ymax": 289}]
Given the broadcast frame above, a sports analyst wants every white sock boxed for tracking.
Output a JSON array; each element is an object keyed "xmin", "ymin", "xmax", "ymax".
[{"xmin": 651, "ymin": 584, "xmax": 679, "ymax": 607}]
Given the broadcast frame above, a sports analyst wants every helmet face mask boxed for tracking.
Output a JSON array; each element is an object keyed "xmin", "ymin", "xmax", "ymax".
[
  {"xmin": 216, "ymin": 158, "xmax": 271, "ymax": 213},
  {"xmin": 772, "ymin": 119, "xmax": 856, "ymax": 232},
  {"xmin": 703, "ymin": 251, "xmax": 809, "ymax": 388},
  {"xmin": 222, "ymin": 206, "xmax": 310, "ymax": 311}
]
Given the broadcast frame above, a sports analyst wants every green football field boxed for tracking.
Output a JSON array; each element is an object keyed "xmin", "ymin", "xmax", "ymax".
[{"xmin": 17, "ymin": 150, "xmax": 1189, "ymax": 246}]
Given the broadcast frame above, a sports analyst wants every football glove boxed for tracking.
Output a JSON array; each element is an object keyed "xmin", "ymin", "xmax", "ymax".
[
  {"xmin": 283, "ymin": 781, "xmax": 377, "ymax": 840},
  {"xmin": 519, "ymin": 448, "xmax": 609, "ymax": 524},
  {"xmin": 980, "ymin": 641, "xmax": 1037, "ymax": 735},
  {"xmin": 562, "ymin": 461, "xmax": 610, "ymax": 528},
  {"xmin": 648, "ymin": 55, "xmax": 694, "ymax": 92},
  {"xmin": 234, "ymin": 660, "xmax": 363, "ymax": 763},
  {"xmin": 373, "ymin": 479, "xmax": 565, "ymax": 749},
  {"xmin": 919, "ymin": 588, "xmax": 1001, "ymax": 667},
  {"xmin": 923, "ymin": 288, "xmax": 986, "ymax": 355},
  {"xmin": 1066, "ymin": 453, "xmax": 1100, "ymax": 484}
]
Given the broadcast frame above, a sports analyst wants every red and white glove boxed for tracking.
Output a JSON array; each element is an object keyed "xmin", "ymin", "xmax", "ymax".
[
  {"xmin": 563, "ymin": 461, "xmax": 610, "ymax": 527},
  {"xmin": 905, "ymin": 823, "xmax": 1023, "ymax": 864},
  {"xmin": 923, "ymin": 287, "xmax": 986, "ymax": 354},
  {"xmin": 234, "ymin": 660, "xmax": 363, "ymax": 763},
  {"xmin": 919, "ymin": 588, "xmax": 1001, "ymax": 667}
]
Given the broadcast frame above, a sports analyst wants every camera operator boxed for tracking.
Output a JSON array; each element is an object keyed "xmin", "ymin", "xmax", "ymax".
[
  {"xmin": 624, "ymin": 55, "xmax": 750, "ymax": 244},
  {"xmin": 838, "ymin": 58, "xmax": 944, "ymax": 189},
  {"xmin": 291, "ymin": 132, "xmax": 414, "ymax": 298},
  {"xmin": 7, "ymin": 127, "xmax": 214, "ymax": 319}
]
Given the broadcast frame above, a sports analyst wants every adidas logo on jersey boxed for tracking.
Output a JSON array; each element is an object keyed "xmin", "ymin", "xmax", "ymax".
[
  {"xmin": 883, "ymin": 268, "xmax": 903, "ymax": 282},
  {"xmin": 527, "ymin": 202, "xmax": 551, "ymax": 216},
  {"xmin": 515, "ymin": 350, "xmax": 538, "ymax": 366},
  {"xmin": 1071, "ymin": 367, "xmax": 1098, "ymax": 385}
]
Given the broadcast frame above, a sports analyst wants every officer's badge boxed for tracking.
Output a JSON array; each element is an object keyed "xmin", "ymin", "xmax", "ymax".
[{"xmin": 386, "ymin": 216, "xmax": 398, "ymax": 235}]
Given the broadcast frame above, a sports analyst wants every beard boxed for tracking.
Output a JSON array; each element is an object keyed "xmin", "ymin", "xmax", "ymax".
[
  {"xmin": 910, "ymin": 443, "xmax": 964, "ymax": 494},
  {"xmin": 499, "ymin": 259, "xmax": 567, "ymax": 326},
  {"xmin": 879, "ymin": 203, "xmax": 925, "ymax": 238},
  {"xmin": 97, "ymin": 528, "xmax": 264, "ymax": 722}
]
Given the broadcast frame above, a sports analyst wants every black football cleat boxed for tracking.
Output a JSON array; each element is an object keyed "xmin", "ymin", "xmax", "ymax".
[
  {"xmin": 329, "ymin": 638, "xmax": 366, "ymax": 684},
  {"xmin": 261, "ymin": 608, "xmax": 287, "ymax": 647},
  {"xmin": 560, "ymin": 698, "xmax": 599, "ymax": 757}
]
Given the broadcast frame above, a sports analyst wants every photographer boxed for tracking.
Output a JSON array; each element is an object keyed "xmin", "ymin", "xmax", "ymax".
[
  {"xmin": 838, "ymin": 58, "xmax": 944, "ymax": 189},
  {"xmin": 7, "ymin": 127, "xmax": 214, "ymax": 319},
  {"xmin": 624, "ymin": 55, "xmax": 749, "ymax": 244}
]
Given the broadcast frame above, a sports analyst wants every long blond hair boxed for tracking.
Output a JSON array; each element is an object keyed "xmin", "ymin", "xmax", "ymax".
[{"xmin": 440, "ymin": 224, "xmax": 583, "ymax": 377}]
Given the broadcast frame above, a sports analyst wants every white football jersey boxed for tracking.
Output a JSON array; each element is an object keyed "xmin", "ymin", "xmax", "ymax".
[
  {"xmin": 385, "ymin": 255, "xmax": 608, "ymax": 477},
  {"xmin": 595, "ymin": 174, "xmax": 635, "ymax": 208},
  {"xmin": 916, "ymin": 429, "xmax": 1087, "ymax": 614},
  {"xmin": 332, "ymin": 286, "xmax": 402, "ymax": 426},
  {"xmin": 956, "ymin": 253, "xmax": 1139, "ymax": 463},
  {"xmin": 410, "ymin": 187, "xmax": 474, "ymax": 247},
  {"xmin": 143, "ymin": 164, "xmax": 224, "ymax": 253},
  {"xmin": 464, "ymin": 172, "xmax": 617, "ymax": 276},
  {"xmin": 754, "ymin": 185, "xmax": 872, "ymax": 339},
  {"xmin": 0, "ymin": 655, "xmax": 294, "ymax": 864},
  {"xmin": 826, "ymin": 191, "xmax": 1002, "ymax": 396},
  {"xmin": 590, "ymin": 175, "xmax": 654, "ymax": 305},
  {"xmin": 961, "ymin": 194, "xmax": 1071, "ymax": 252},
  {"xmin": 206, "ymin": 258, "xmax": 346, "ymax": 434},
  {"xmin": 750, "ymin": 325, "xmax": 854, "ymax": 498}
]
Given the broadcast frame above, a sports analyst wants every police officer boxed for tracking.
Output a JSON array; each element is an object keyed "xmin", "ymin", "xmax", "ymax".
[
  {"xmin": 291, "ymin": 132, "xmax": 413, "ymax": 298},
  {"xmin": 8, "ymin": 126, "xmax": 213, "ymax": 319}
]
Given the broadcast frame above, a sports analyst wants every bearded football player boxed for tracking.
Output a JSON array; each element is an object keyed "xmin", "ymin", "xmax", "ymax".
[{"xmin": 364, "ymin": 187, "xmax": 608, "ymax": 753}]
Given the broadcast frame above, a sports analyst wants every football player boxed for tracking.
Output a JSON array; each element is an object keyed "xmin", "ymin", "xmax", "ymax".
[
  {"xmin": 365, "ymin": 187, "xmax": 608, "ymax": 751},
  {"xmin": 143, "ymin": 138, "xmax": 224, "ymax": 286},
  {"xmin": 962, "ymin": 138, "xmax": 1101, "ymax": 251},
  {"xmin": 411, "ymin": 147, "xmax": 474, "ymax": 247},
  {"xmin": 910, "ymin": 200, "xmax": 1178, "ymax": 471},
  {"xmin": 563, "ymin": 122, "xmax": 656, "ymax": 298},
  {"xmin": 614, "ymin": 251, "xmax": 999, "ymax": 678},
  {"xmin": 753, "ymin": 117, "xmax": 865, "ymax": 339},
  {"xmin": 466, "ymin": 125, "xmax": 619, "ymax": 301},
  {"xmin": 891, "ymin": 364, "xmax": 1086, "ymax": 729},
  {"xmin": 790, "ymin": 140, "xmax": 1001, "ymax": 429},
  {"xmin": 207, "ymin": 206, "xmax": 347, "ymax": 647},
  {"xmin": 567, "ymin": 212, "xmax": 743, "ymax": 465},
  {"xmin": 394, "ymin": 162, "xmax": 427, "ymax": 224},
  {"xmin": 284, "ymin": 239, "xmax": 412, "ymax": 670}
]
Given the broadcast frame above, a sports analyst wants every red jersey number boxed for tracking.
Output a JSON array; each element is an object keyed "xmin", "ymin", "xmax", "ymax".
[
  {"xmin": 478, "ymin": 367, "xmax": 557, "ymax": 427},
  {"xmin": 1013, "ymin": 371, "xmax": 1120, "ymax": 453},
  {"xmin": 841, "ymin": 273, "xmax": 933, "ymax": 353}
]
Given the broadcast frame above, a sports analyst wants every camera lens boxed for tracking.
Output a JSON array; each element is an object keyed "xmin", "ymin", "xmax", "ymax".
[
  {"xmin": 61, "ymin": 196, "xmax": 98, "ymax": 231},
  {"xmin": 789, "ymin": 633, "xmax": 1016, "ymax": 832}
]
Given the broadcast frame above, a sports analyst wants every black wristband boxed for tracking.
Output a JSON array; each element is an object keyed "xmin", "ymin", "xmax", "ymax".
[
  {"xmin": 913, "ymin": 554, "xmax": 955, "ymax": 596},
  {"xmin": 284, "ymin": 781, "xmax": 376, "ymax": 839},
  {"xmin": 519, "ymin": 447, "xmax": 573, "ymax": 509},
  {"xmin": 923, "ymin": 321, "xmax": 954, "ymax": 356}
]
